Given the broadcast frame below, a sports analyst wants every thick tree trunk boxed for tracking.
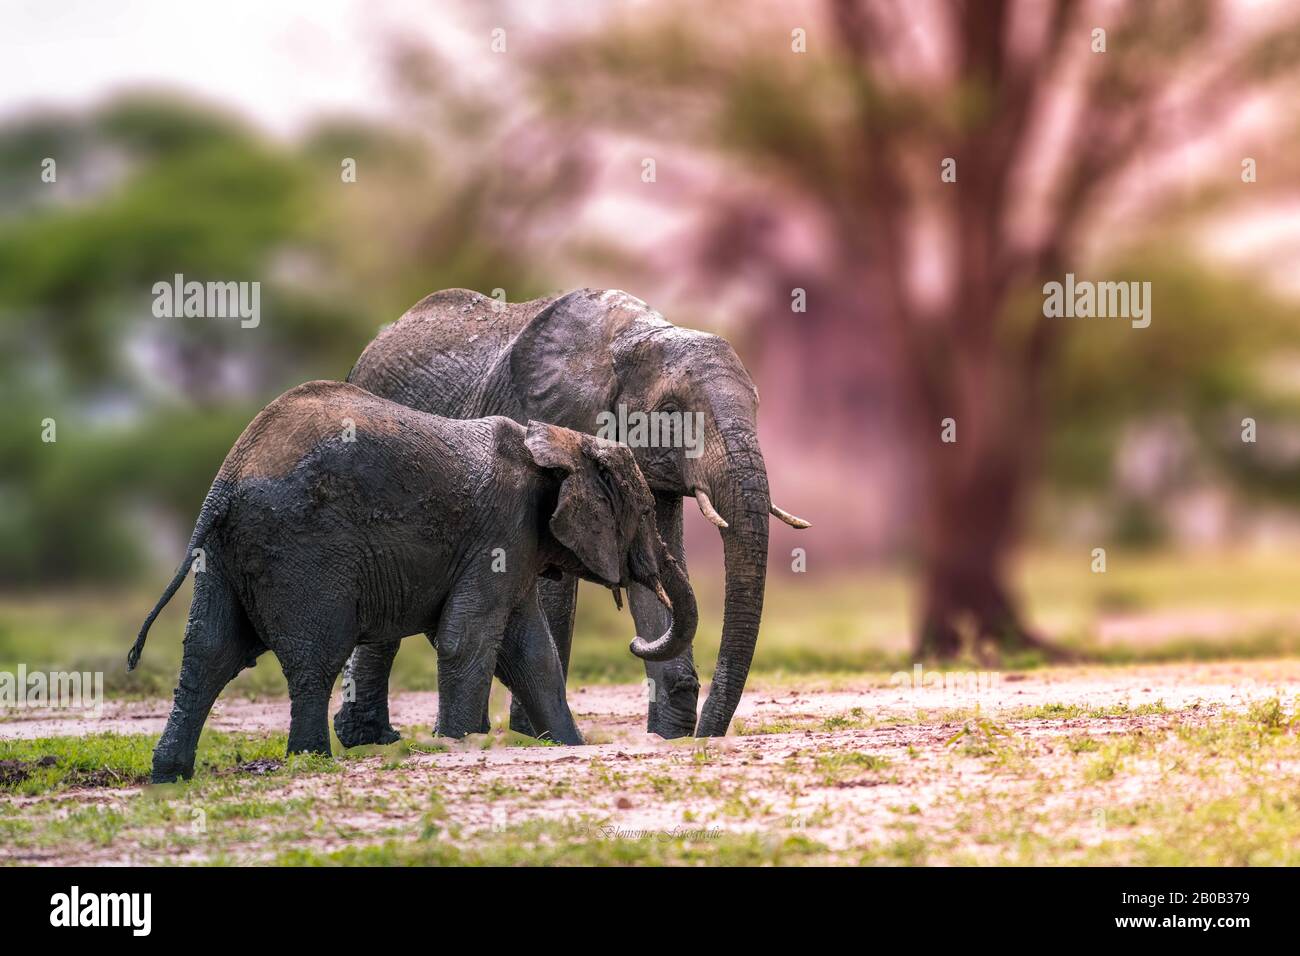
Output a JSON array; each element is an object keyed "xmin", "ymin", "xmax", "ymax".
[
  {"xmin": 909, "ymin": 344, "xmax": 1058, "ymax": 662},
  {"xmin": 917, "ymin": 521, "xmax": 1043, "ymax": 660}
]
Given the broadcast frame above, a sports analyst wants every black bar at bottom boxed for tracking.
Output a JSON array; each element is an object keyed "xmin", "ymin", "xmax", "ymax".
[{"xmin": 0, "ymin": 866, "xmax": 1281, "ymax": 941}]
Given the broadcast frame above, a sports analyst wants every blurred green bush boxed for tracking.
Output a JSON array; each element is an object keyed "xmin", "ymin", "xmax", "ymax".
[{"xmin": 0, "ymin": 93, "xmax": 543, "ymax": 586}]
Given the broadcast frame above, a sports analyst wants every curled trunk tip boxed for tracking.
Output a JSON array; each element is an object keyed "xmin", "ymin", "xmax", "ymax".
[{"xmin": 629, "ymin": 559, "xmax": 697, "ymax": 663}]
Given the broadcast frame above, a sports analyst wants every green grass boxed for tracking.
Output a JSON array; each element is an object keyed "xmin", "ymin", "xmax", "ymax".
[
  {"xmin": 271, "ymin": 819, "xmax": 832, "ymax": 866},
  {"xmin": 0, "ymin": 730, "xmax": 326, "ymax": 796},
  {"xmin": 0, "ymin": 573, "xmax": 907, "ymax": 693},
  {"xmin": 813, "ymin": 751, "xmax": 891, "ymax": 784},
  {"xmin": 3, "ymin": 698, "xmax": 1299, "ymax": 865},
  {"xmin": 6, "ymin": 551, "xmax": 1300, "ymax": 865},
  {"xmin": 1013, "ymin": 700, "xmax": 1169, "ymax": 721}
]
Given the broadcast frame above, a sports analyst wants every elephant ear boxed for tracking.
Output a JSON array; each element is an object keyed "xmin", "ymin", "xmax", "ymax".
[
  {"xmin": 524, "ymin": 421, "xmax": 622, "ymax": 585},
  {"xmin": 508, "ymin": 290, "xmax": 620, "ymax": 431}
]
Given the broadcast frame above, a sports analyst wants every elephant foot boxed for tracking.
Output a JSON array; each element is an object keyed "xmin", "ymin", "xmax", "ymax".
[
  {"xmin": 150, "ymin": 756, "xmax": 194, "ymax": 784},
  {"xmin": 508, "ymin": 697, "xmax": 537, "ymax": 738},
  {"xmin": 509, "ymin": 703, "xmax": 584, "ymax": 745},
  {"xmin": 333, "ymin": 704, "xmax": 400, "ymax": 748},
  {"xmin": 647, "ymin": 714, "xmax": 696, "ymax": 739},
  {"xmin": 646, "ymin": 666, "xmax": 700, "ymax": 739}
]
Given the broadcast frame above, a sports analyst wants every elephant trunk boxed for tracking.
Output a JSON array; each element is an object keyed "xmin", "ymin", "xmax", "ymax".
[
  {"xmin": 629, "ymin": 540, "xmax": 698, "ymax": 663},
  {"xmin": 695, "ymin": 430, "xmax": 770, "ymax": 737}
]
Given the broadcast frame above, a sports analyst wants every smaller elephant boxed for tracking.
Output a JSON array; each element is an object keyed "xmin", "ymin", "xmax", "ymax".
[{"xmin": 128, "ymin": 381, "xmax": 696, "ymax": 783}]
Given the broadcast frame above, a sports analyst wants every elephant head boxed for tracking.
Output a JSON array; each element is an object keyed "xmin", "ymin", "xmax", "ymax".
[
  {"xmin": 506, "ymin": 290, "xmax": 809, "ymax": 735},
  {"xmin": 523, "ymin": 421, "xmax": 698, "ymax": 663}
]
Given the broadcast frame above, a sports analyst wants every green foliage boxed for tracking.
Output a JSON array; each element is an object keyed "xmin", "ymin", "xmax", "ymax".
[
  {"xmin": 0, "ymin": 92, "xmax": 540, "ymax": 585},
  {"xmin": 0, "ymin": 730, "xmax": 301, "ymax": 796},
  {"xmin": 1046, "ymin": 250, "xmax": 1300, "ymax": 507}
]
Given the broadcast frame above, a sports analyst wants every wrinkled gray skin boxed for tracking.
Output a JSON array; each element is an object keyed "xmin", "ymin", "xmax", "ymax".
[
  {"xmin": 129, "ymin": 381, "xmax": 696, "ymax": 783},
  {"xmin": 335, "ymin": 289, "xmax": 806, "ymax": 742}
]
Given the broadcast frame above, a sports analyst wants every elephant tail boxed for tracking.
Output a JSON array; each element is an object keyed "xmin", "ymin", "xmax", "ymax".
[{"xmin": 127, "ymin": 482, "xmax": 231, "ymax": 671}]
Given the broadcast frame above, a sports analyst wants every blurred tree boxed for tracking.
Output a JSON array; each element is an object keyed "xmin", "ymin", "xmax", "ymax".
[
  {"xmin": 494, "ymin": 0, "xmax": 1300, "ymax": 658},
  {"xmin": 0, "ymin": 91, "xmax": 542, "ymax": 585},
  {"xmin": 1046, "ymin": 251, "xmax": 1300, "ymax": 517}
]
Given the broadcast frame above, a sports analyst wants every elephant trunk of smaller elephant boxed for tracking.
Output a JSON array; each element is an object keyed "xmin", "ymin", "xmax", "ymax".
[{"xmin": 629, "ymin": 550, "xmax": 697, "ymax": 663}]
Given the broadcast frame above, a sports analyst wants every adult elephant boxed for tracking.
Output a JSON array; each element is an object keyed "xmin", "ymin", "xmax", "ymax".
[{"xmin": 333, "ymin": 288, "xmax": 809, "ymax": 742}]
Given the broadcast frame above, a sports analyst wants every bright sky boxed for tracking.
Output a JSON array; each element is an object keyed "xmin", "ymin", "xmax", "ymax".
[
  {"xmin": 0, "ymin": 0, "xmax": 406, "ymax": 134},
  {"xmin": 0, "ymin": 0, "xmax": 605, "ymax": 134}
]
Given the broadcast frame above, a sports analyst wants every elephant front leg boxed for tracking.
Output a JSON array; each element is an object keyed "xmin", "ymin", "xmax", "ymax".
[
  {"xmin": 496, "ymin": 590, "xmax": 583, "ymax": 745},
  {"xmin": 433, "ymin": 584, "xmax": 507, "ymax": 740},
  {"xmin": 333, "ymin": 642, "xmax": 401, "ymax": 747},
  {"xmin": 508, "ymin": 574, "xmax": 577, "ymax": 737},
  {"xmin": 628, "ymin": 582, "xmax": 701, "ymax": 738},
  {"xmin": 634, "ymin": 491, "xmax": 698, "ymax": 738},
  {"xmin": 280, "ymin": 603, "xmax": 358, "ymax": 757}
]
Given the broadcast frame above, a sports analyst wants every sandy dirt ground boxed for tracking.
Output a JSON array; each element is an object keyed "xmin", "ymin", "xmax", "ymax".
[
  {"xmin": 4, "ymin": 658, "xmax": 1291, "ymax": 740},
  {"xmin": 4, "ymin": 659, "xmax": 1300, "ymax": 865}
]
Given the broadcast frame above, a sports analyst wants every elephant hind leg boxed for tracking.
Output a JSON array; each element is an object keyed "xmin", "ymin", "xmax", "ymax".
[
  {"xmin": 276, "ymin": 605, "xmax": 358, "ymax": 757},
  {"xmin": 286, "ymin": 686, "xmax": 333, "ymax": 756},
  {"xmin": 152, "ymin": 569, "xmax": 262, "ymax": 783},
  {"xmin": 333, "ymin": 640, "xmax": 403, "ymax": 748}
]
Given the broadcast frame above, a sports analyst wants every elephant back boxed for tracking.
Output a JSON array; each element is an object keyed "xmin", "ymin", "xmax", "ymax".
[{"xmin": 350, "ymin": 289, "xmax": 560, "ymax": 419}]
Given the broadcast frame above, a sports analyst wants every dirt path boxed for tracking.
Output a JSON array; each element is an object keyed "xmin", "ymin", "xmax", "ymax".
[
  {"xmin": 5, "ymin": 657, "xmax": 1291, "ymax": 740},
  {"xmin": 5, "ymin": 659, "xmax": 1300, "ymax": 865}
]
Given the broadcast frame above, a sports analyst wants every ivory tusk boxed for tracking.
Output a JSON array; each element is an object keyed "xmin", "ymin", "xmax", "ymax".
[
  {"xmin": 694, "ymin": 489, "xmax": 729, "ymax": 529},
  {"xmin": 770, "ymin": 504, "xmax": 811, "ymax": 529},
  {"xmin": 653, "ymin": 579, "xmax": 672, "ymax": 610},
  {"xmin": 611, "ymin": 586, "xmax": 623, "ymax": 611}
]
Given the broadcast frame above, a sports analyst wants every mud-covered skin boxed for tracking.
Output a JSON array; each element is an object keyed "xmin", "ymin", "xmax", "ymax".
[
  {"xmin": 137, "ymin": 381, "xmax": 696, "ymax": 783},
  {"xmin": 340, "ymin": 288, "xmax": 783, "ymax": 740}
]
